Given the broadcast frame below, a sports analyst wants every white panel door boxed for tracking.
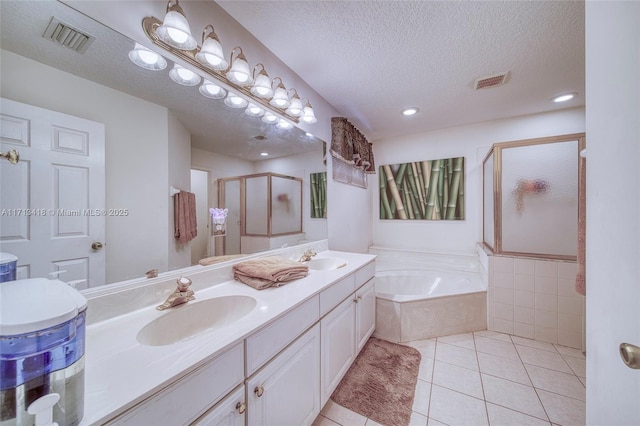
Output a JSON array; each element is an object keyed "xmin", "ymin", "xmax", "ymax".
[
  {"xmin": 320, "ymin": 295, "xmax": 356, "ymax": 407},
  {"xmin": 0, "ymin": 98, "xmax": 105, "ymax": 288},
  {"xmin": 586, "ymin": 2, "xmax": 640, "ymax": 424},
  {"xmin": 247, "ymin": 324, "xmax": 320, "ymax": 426}
]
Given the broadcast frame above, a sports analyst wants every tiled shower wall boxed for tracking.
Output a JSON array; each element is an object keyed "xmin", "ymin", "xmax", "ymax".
[{"xmin": 481, "ymin": 251, "xmax": 585, "ymax": 350}]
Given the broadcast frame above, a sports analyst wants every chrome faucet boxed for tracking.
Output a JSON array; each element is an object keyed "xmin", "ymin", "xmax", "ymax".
[
  {"xmin": 156, "ymin": 277, "xmax": 195, "ymax": 311},
  {"xmin": 298, "ymin": 249, "xmax": 317, "ymax": 262}
]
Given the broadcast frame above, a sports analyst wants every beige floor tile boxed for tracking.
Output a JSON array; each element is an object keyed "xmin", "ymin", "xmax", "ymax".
[
  {"xmin": 429, "ymin": 385, "xmax": 488, "ymax": 426},
  {"xmin": 477, "ymin": 352, "xmax": 532, "ymax": 385},
  {"xmin": 482, "ymin": 373, "xmax": 548, "ymax": 420},
  {"xmin": 435, "ymin": 342, "xmax": 479, "ymax": 371},
  {"xmin": 418, "ymin": 356, "xmax": 435, "ymax": 382},
  {"xmin": 537, "ymin": 389, "xmax": 586, "ymax": 426},
  {"xmin": 486, "ymin": 402, "xmax": 551, "ymax": 425},
  {"xmin": 474, "ymin": 330, "xmax": 513, "ymax": 343},
  {"xmin": 406, "ymin": 339, "xmax": 437, "ymax": 359},
  {"xmin": 524, "ymin": 364, "xmax": 586, "ymax": 401},
  {"xmin": 321, "ymin": 400, "xmax": 367, "ymax": 426},
  {"xmin": 474, "ymin": 335, "xmax": 520, "ymax": 360},
  {"xmin": 409, "ymin": 411, "xmax": 428, "ymax": 426},
  {"xmin": 578, "ymin": 376, "xmax": 586, "ymax": 387},
  {"xmin": 512, "ymin": 336, "xmax": 558, "ymax": 352},
  {"xmin": 413, "ymin": 379, "xmax": 431, "ymax": 416},
  {"xmin": 427, "ymin": 417, "xmax": 447, "ymax": 426},
  {"xmin": 516, "ymin": 345, "xmax": 573, "ymax": 374},
  {"xmin": 365, "ymin": 418, "xmax": 384, "ymax": 426},
  {"xmin": 438, "ymin": 332, "xmax": 476, "ymax": 350},
  {"xmin": 312, "ymin": 415, "xmax": 341, "ymax": 426},
  {"xmin": 561, "ymin": 355, "xmax": 586, "ymax": 378},
  {"xmin": 553, "ymin": 345, "xmax": 585, "ymax": 359},
  {"xmin": 432, "ymin": 360, "xmax": 484, "ymax": 399}
]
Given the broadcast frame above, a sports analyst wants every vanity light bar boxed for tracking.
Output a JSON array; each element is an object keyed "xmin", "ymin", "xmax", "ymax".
[{"xmin": 141, "ymin": 15, "xmax": 314, "ymax": 126}]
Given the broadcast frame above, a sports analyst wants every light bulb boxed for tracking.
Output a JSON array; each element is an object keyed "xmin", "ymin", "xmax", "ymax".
[
  {"xmin": 128, "ymin": 43, "xmax": 167, "ymax": 70},
  {"xmin": 277, "ymin": 119, "xmax": 292, "ymax": 129},
  {"xmin": 156, "ymin": 3, "xmax": 197, "ymax": 51},
  {"xmin": 199, "ymin": 80, "xmax": 226, "ymax": 99},
  {"xmin": 169, "ymin": 64, "xmax": 201, "ymax": 86},
  {"xmin": 224, "ymin": 93, "xmax": 248, "ymax": 108},
  {"xmin": 262, "ymin": 113, "xmax": 278, "ymax": 124},
  {"xmin": 245, "ymin": 104, "xmax": 265, "ymax": 117}
]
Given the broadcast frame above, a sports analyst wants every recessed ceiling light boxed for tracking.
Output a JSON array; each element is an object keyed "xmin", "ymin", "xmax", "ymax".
[
  {"xmin": 402, "ymin": 107, "xmax": 419, "ymax": 116},
  {"xmin": 260, "ymin": 152, "xmax": 269, "ymax": 156},
  {"xmin": 551, "ymin": 92, "xmax": 577, "ymax": 103}
]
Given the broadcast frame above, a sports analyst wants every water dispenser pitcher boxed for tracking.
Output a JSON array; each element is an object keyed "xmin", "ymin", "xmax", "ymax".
[{"xmin": 1, "ymin": 278, "xmax": 87, "ymax": 425}]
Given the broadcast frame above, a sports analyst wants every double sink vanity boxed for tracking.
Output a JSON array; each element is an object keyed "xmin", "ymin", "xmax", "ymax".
[{"xmin": 80, "ymin": 242, "xmax": 376, "ymax": 425}]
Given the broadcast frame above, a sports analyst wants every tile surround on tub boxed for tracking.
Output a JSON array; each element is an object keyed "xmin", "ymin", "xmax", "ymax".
[{"xmin": 486, "ymin": 253, "xmax": 585, "ymax": 350}]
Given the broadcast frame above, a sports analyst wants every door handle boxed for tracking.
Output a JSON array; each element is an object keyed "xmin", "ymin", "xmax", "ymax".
[
  {"xmin": 619, "ymin": 343, "xmax": 640, "ymax": 369},
  {"xmin": 91, "ymin": 241, "xmax": 104, "ymax": 251}
]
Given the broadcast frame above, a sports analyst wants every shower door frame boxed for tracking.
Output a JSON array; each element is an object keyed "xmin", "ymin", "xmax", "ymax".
[{"xmin": 482, "ymin": 133, "xmax": 586, "ymax": 261}]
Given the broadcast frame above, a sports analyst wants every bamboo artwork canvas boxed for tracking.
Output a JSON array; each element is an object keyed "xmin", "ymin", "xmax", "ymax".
[
  {"xmin": 380, "ymin": 157, "xmax": 465, "ymax": 220},
  {"xmin": 310, "ymin": 171, "xmax": 327, "ymax": 218}
]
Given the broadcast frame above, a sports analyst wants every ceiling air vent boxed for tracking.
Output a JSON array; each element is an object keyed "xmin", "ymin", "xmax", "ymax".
[
  {"xmin": 42, "ymin": 17, "xmax": 96, "ymax": 54},
  {"xmin": 474, "ymin": 71, "xmax": 510, "ymax": 90}
]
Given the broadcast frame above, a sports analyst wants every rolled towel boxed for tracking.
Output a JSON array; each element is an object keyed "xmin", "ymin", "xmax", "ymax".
[{"xmin": 233, "ymin": 256, "xmax": 308, "ymax": 289}]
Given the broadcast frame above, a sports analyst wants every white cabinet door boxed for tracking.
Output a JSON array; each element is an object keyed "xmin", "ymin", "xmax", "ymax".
[
  {"xmin": 247, "ymin": 324, "xmax": 320, "ymax": 426},
  {"xmin": 320, "ymin": 295, "xmax": 357, "ymax": 407},
  {"xmin": 355, "ymin": 278, "xmax": 376, "ymax": 353},
  {"xmin": 192, "ymin": 386, "xmax": 245, "ymax": 426}
]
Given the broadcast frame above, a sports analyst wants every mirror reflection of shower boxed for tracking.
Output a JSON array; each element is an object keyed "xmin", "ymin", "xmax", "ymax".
[
  {"xmin": 218, "ymin": 172, "xmax": 303, "ymax": 256},
  {"xmin": 0, "ymin": 149, "xmax": 19, "ymax": 164}
]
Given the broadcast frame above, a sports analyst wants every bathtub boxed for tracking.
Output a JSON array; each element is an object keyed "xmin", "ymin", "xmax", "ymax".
[{"xmin": 373, "ymin": 268, "xmax": 487, "ymax": 343}]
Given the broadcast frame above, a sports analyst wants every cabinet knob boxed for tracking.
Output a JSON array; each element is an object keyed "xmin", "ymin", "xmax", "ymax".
[
  {"xmin": 235, "ymin": 402, "xmax": 246, "ymax": 414},
  {"xmin": 254, "ymin": 386, "xmax": 264, "ymax": 397},
  {"xmin": 357, "ymin": 295, "xmax": 363, "ymax": 300},
  {"xmin": 353, "ymin": 298, "xmax": 359, "ymax": 303}
]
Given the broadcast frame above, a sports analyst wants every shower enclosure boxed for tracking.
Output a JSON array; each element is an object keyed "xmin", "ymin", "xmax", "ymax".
[
  {"xmin": 218, "ymin": 172, "xmax": 303, "ymax": 255},
  {"xmin": 483, "ymin": 133, "xmax": 586, "ymax": 260}
]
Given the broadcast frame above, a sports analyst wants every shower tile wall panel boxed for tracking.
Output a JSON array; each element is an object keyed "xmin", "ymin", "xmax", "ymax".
[{"xmin": 486, "ymin": 255, "xmax": 584, "ymax": 350}]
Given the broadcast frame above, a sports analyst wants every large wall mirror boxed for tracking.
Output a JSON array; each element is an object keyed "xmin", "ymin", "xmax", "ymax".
[{"xmin": 0, "ymin": 1, "xmax": 327, "ymax": 289}]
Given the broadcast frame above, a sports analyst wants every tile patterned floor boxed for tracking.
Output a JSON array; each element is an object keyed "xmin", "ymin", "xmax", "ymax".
[{"xmin": 313, "ymin": 331, "xmax": 586, "ymax": 426}]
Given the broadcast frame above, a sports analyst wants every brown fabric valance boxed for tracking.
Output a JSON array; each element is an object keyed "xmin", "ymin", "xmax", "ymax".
[{"xmin": 330, "ymin": 117, "xmax": 375, "ymax": 174}]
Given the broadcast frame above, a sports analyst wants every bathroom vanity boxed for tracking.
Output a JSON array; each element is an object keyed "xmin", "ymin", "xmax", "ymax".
[{"xmin": 78, "ymin": 244, "xmax": 375, "ymax": 425}]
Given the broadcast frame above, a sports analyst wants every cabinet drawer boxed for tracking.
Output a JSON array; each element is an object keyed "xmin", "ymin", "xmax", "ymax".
[
  {"xmin": 319, "ymin": 274, "xmax": 355, "ymax": 317},
  {"xmin": 246, "ymin": 295, "xmax": 319, "ymax": 376},
  {"xmin": 355, "ymin": 261, "xmax": 376, "ymax": 289},
  {"xmin": 110, "ymin": 343, "xmax": 244, "ymax": 425}
]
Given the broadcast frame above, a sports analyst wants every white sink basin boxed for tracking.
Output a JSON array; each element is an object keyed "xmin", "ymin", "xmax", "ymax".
[
  {"xmin": 307, "ymin": 257, "xmax": 347, "ymax": 271},
  {"xmin": 137, "ymin": 295, "xmax": 257, "ymax": 346}
]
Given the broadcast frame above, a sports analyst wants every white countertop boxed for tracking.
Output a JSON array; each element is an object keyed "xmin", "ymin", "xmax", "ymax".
[{"xmin": 80, "ymin": 250, "xmax": 375, "ymax": 425}]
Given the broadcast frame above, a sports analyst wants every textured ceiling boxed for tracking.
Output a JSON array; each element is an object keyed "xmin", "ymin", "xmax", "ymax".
[
  {"xmin": 218, "ymin": 0, "xmax": 585, "ymax": 141},
  {"xmin": 1, "ymin": 1, "xmax": 585, "ymax": 155}
]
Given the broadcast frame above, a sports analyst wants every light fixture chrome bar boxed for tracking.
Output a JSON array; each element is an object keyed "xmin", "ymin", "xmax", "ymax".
[{"xmin": 142, "ymin": 16, "xmax": 299, "ymax": 124}]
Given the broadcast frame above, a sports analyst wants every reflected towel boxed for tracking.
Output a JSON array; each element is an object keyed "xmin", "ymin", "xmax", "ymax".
[
  {"xmin": 233, "ymin": 256, "xmax": 309, "ymax": 290},
  {"xmin": 174, "ymin": 191, "xmax": 197, "ymax": 244},
  {"xmin": 199, "ymin": 254, "xmax": 248, "ymax": 266}
]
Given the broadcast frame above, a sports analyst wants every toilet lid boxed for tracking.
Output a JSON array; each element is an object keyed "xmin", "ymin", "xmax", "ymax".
[{"xmin": 0, "ymin": 278, "xmax": 87, "ymax": 336}]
